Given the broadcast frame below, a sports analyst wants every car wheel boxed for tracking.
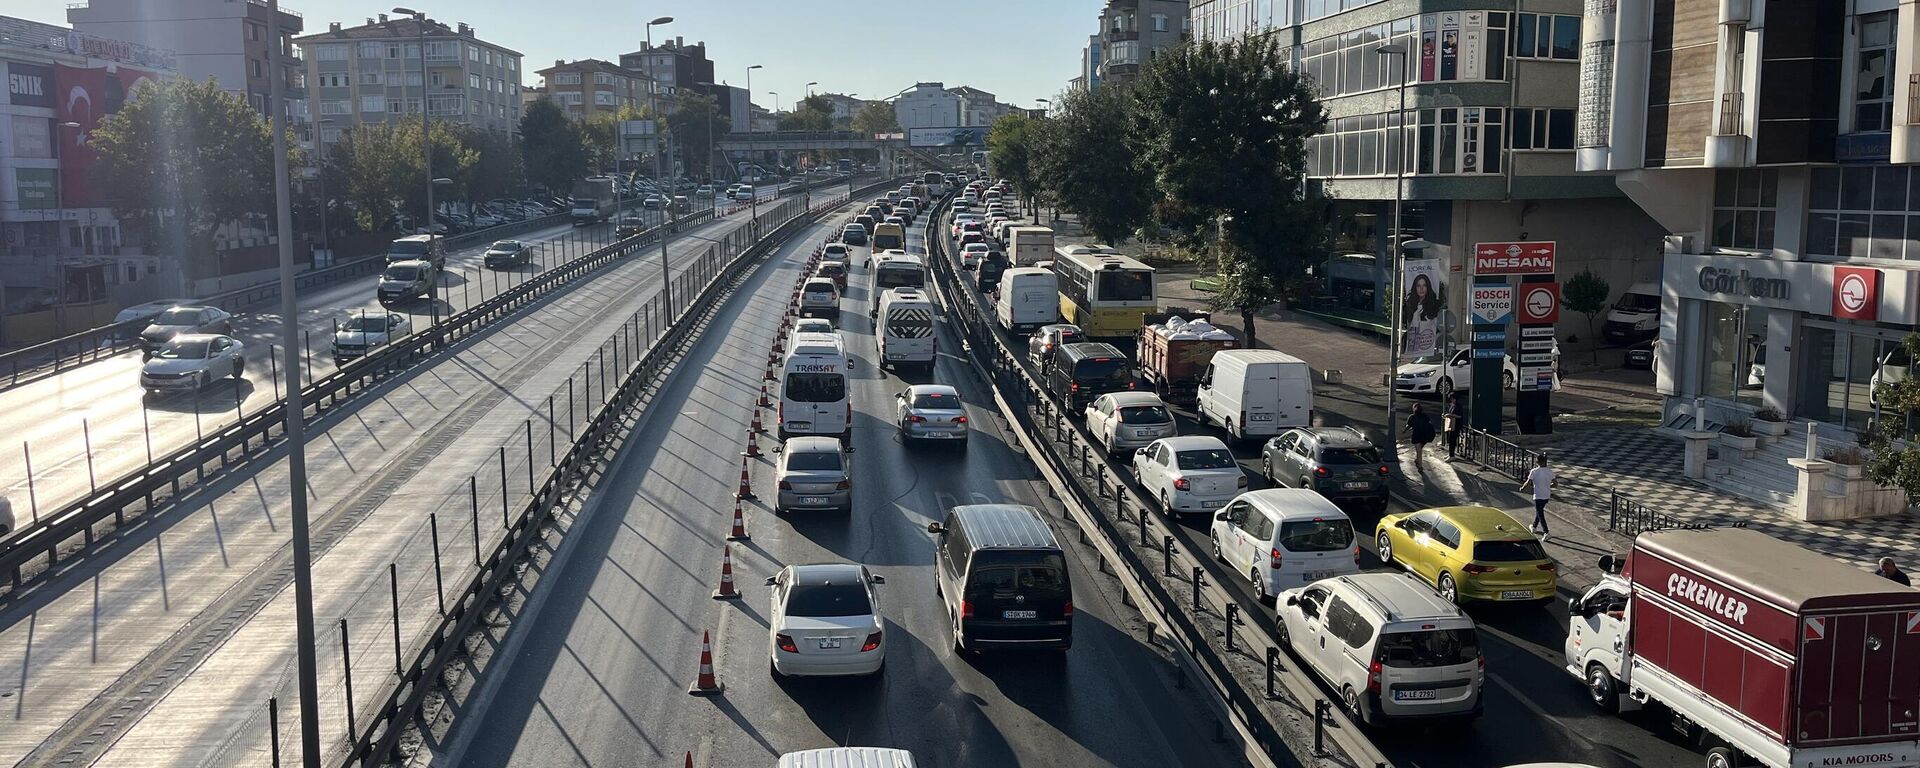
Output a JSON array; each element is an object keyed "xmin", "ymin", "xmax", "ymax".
[
  {"xmin": 1160, "ymin": 491, "xmax": 1171, "ymax": 514},
  {"xmin": 1299, "ymin": 476, "xmax": 1313, "ymax": 493},
  {"xmin": 1210, "ymin": 533, "xmax": 1223, "ymax": 562},
  {"xmin": 1342, "ymin": 683, "xmax": 1369, "ymax": 726},
  {"xmin": 1586, "ymin": 663, "xmax": 1621, "ymax": 713},
  {"xmin": 1251, "ymin": 567, "xmax": 1270, "ymax": 604},
  {"xmin": 1225, "ymin": 419, "xmax": 1237, "ymax": 442},
  {"xmin": 1376, "ymin": 532, "xmax": 1393, "ymax": 566},
  {"xmin": 1705, "ymin": 748, "xmax": 1739, "ymax": 768},
  {"xmin": 1275, "ymin": 615, "xmax": 1291, "ymax": 647},
  {"xmin": 1438, "ymin": 377, "xmax": 1456, "ymax": 401},
  {"xmin": 1438, "ymin": 572, "xmax": 1460, "ymax": 604},
  {"xmin": 1503, "ymin": 370, "xmax": 1516, "ymax": 390},
  {"xmin": 1262, "ymin": 457, "xmax": 1274, "ymax": 481}
]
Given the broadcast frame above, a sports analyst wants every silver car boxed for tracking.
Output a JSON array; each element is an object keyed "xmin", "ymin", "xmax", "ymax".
[
  {"xmin": 1085, "ymin": 392, "xmax": 1177, "ymax": 454},
  {"xmin": 141, "ymin": 333, "xmax": 244, "ymax": 394},
  {"xmin": 332, "ymin": 312, "xmax": 410, "ymax": 363},
  {"xmin": 775, "ymin": 437, "xmax": 852, "ymax": 513},
  {"xmin": 1027, "ymin": 324, "xmax": 1086, "ymax": 369},
  {"xmin": 894, "ymin": 385, "xmax": 969, "ymax": 446},
  {"xmin": 140, "ymin": 305, "xmax": 233, "ymax": 353}
]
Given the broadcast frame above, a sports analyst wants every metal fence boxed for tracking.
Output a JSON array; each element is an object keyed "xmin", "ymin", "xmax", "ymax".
[{"xmin": 1454, "ymin": 428, "xmax": 1541, "ymax": 481}]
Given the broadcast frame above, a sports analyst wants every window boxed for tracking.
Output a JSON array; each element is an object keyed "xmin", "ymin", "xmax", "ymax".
[
  {"xmin": 426, "ymin": 41, "xmax": 457, "ymax": 60},
  {"xmin": 506, "ymin": 56, "xmax": 516, "ymax": 71},
  {"xmin": 319, "ymin": 99, "xmax": 350, "ymax": 115},
  {"xmin": 317, "ymin": 72, "xmax": 348, "ymax": 88},
  {"xmin": 1153, "ymin": 13, "xmax": 1168, "ymax": 32},
  {"xmin": 483, "ymin": 50, "xmax": 492, "ymax": 66},
  {"xmin": 360, "ymin": 95, "xmax": 385, "ymax": 112},
  {"xmin": 428, "ymin": 94, "xmax": 465, "ymax": 114},
  {"xmin": 401, "ymin": 71, "xmax": 422, "ymax": 86},
  {"xmin": 316, "ymin": 44, "xmax": 348, "ymax": 61},
  {"xmin": 1513, "ymin": 13, "xmax": 1580, "ymax": 60},
  {"xmin": 430, "ymin": 71, "xmax": 444, "ymax": 87},
  {"xmin": 357, "ymin": 41, "xmax": 383, "ymax": 59},
  {"xmin": 595, "ymin": 91, "xmax": 618, "ymax": 106},
  {"xmin": 1324, "ymin": 597, "xmax": 1374, "ymax": 649},
  {"xmin": 1509, "ymin": 108, "xmax": 1576, "ymax": 150},
  {"xmin": 784, "ymin": 372, "xmax": 846, "ymax": 403},
  {"xmin": 1806, "ymin": 165, "xmax": 1920, "ymax": 260},
  {"xmin": 594, "ymin": 72, "xmax": 617, "ymax": 86},
  {"xmin": 388, "ymin": 100, "xmax": 404, "ymax": 113},
  {"xmin": 1711, "ymin": 168, "xmax": 1779, "ymax": 252},
  {"xmin": 1854, "ymin": 11, "xmax": 1897, "ymax": 132},
  {"xmin": 248, "ymin": 23, "xmax": 262, "ymax": 41},
  {"xmin": 469, "ymin": 44, "xmax": 480, "ymax": 62},
  {"xmin": 554, "ymin": 72, "xmax": 581, "ymax": 85},
  {"xmin": 1108, "ymin": 41, "xmax": 1140, "ymax": 64},
  {"xmin": 358, "ymin": 71, "xmax": 382, "ymax": 86},
  {"xmin": 1312, "ymin": 108, "xmax": 1500, "ymax": 178},
  {"xmin": 469, "ymin": 73, "xmax": 482, "ymax": 89},
  {"xmin": 250, "ymin": 59, "xmax": 263, "ymax": 78},
  {"xmin": 319, "ymin": 127, "xmax": 343, "ymax": 143}
]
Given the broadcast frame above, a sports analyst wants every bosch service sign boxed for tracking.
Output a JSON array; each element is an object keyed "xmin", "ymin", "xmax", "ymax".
[
  {"xmin": 1519, "ymin": 282, "xmax": 1560, "ymax": 324},
  {"xmin": 1832, "ymin": 266, "xmax": 1880, "ymax": 321},
  {"xmin": 1474, "ymin": 241, "xmax": 1557, "ymax": 275}
]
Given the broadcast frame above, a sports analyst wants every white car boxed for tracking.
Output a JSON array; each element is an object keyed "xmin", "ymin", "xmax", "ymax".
[
  {"xmin": 960, "ymin": 242, "xmax": 991, "ymax": 270},
  {"xmin": 1132, "ymin": 436, "xmax": 1247, "ymax": 515},
  {"xmin": 767, "ymin": 563, "xmax": 886, "ymax": 678},
  {"xmin": 1086, "ymin": 391, "xmax": 1177, "ymax": 454},
  {"xmin": 140, "ymin": 334, "xmax": 245, "ymax": 394},
  {"xmin": 950, "ymin": 213, "xmax": 983, "ymax": 238},
  {"xmin": 1392, "ymin": 349, "xmax": 1520, "ymax": 400},
  {"xmin": 332, "ymin": 312, "xmax": 410, "ymax": 363}
]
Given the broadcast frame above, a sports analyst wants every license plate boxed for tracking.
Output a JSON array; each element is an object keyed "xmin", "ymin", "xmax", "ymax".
[
  {"xmin": 817, "ymin": 638, "xmax": 842, "ymax": 649},
  {"xmin": 888, "ymin": 352, "xmax": 904, "ymax": 359},
  {"xmin": 1500, "ymin": 590, "xmax": 1536, "ymax": 600},
  {"xmin": 1201, "ymin": 499, "xmax": 1225, "ymax": 509},
  {"xmin": 1250, "ymin": 413, "xmax": 1275, "ymax": 422},
  {"xmin": 1306, "ymin": 570, "xmax": 1335, "ymax": 581},
  {"xmin": 787, "ymin": 422, "xmax": 812, "ymax": 431},
  {"xmin": 1002, "ymin": 610, "xmax": 1037, "ymax": 619},
  {"xmin": 1343, "ymin": 481, "xmax": 1371, "ymax": 490},
  {"xmin": 1393, "ymin": 689, "xmax": 1438, "ymax": 701},
  {"xmin": 1134, "ymin": 429, "xmax": 1157, "ymax": 438},
  {"xmin": 800, "ymin": 497, "xmax": 828, "ymax": 505}
]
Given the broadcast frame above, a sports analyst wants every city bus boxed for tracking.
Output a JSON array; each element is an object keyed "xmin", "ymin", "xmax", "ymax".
[
  {"xmin": 1052, "ymin": 246, "xmax": 1156, "ymax": 340},
  {"xmin": 922, "ymin": 170, "xmax": 947, "ymax": 198}
]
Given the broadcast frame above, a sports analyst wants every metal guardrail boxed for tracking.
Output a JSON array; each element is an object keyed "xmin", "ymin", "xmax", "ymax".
[
  {"xmin": 1455, "ymin": 427, "xmax": 1540, "ymax": 482},
  {"xmin": 1605, "ymin": 489, "xmax": 1738, "ymax": 536},
  {"xmin": 0, "ymin": 209, "xmax": 713, "ymax": 589}
]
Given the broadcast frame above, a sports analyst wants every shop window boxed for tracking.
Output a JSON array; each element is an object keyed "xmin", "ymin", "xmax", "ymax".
[
  {"xmin": 1702, "ymin": 304, "xmax": 1768, "ymax": 406},
  {"xmin": 1852, "ymin": 11, "xmax": 1896, "ymax": 133},
  {"xmin": 1805, "ymin": 166, "xmax": 1920, "ymax": 260},
  {"xmin": 1711, "ymin": 168, "xmax": 1778, "ymax": 252}
]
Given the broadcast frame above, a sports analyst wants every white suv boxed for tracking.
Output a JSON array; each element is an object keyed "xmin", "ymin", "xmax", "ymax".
[{"xmin": 1276, "ymin": 572, "xmax": 1483, "ymax": 726}]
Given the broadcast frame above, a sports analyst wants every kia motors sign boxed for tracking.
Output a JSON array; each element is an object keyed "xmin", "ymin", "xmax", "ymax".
[
  {"xmin": 1470, "ymin": 284, "xmax": 1513, "ymax": 325},
  {"xmin": 1832, "ymin": 266, "xmax": 1880, "ymax": 321},
  {"xmin": 1519, "ymin": 282, "xmax": 1560, "ymax": 324},
  {"xmin": 1474, "ymin": 241, "xmax": 1557, "ymax": 275}
]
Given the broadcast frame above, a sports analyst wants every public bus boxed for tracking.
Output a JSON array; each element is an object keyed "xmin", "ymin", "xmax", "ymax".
[
  {"xmin": 1052, "ymin": 246, "xmax": 1157, "ymax": 340},
  {"xmin": 922, "ymin": 170, "xmax": 947, "ymax": 198}
]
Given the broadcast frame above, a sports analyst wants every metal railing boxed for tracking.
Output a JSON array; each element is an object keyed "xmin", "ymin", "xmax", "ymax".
[
  {"xmin": 1606, "ymin": 488, "xmax": 1738, "ymax": 536},
  {"xmin": 1716, "ymin": 91, "xmax": 1745, "ymax": 136},
  {"xmin": 1455, "ymin": 427, "xmax": 1541, "ymax": 481}
]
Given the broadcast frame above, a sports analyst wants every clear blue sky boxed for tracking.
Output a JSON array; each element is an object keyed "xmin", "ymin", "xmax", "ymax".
[{"xmin": 15, "ymin": 0, "xmax": 1093, "ymax": 110}]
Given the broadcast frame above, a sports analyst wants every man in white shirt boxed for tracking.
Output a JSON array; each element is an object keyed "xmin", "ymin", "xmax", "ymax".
[{"xmin": 1519, "ymin": 454, "xmax": 1555, "ymax": 536}]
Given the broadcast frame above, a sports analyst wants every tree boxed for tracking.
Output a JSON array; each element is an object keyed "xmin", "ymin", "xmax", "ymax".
[
  {"xmin": 778, "ymin": 94, "xmax": 834, "ymax": 132},
  {"xmin": 987, "ymin": 113, "xmax": 1042, "ymax": 217},
  {"xmin": 89, "ymin": 77, "xmax": 276, "ymax": 266},
  {"xmin": 1033, "ymin": 84, "xmax": 1151, "ymax": 245},
  {"xmin": 328, "ymin": 120, "xmax": 476, "ymax": 231},
  {"xmin": 1129, "ymin": 35, "xmax": 1328, "ymax": 344},
  {"xmin": 850, "ymin": 101, "xmax": 900, "ymax": 134},
  {"xmin": 580, "ymin": 113, "xmax": 619, "ymax": 175},
  {"xmin": 666, "ymin": 92, "xmax": 729, "ymax": 180},
  {"xmin": 1864, "ymin": 333, "xmax": 1920, "ymax": 504},
  {"xmin": 520, "ymin": 96, "xmax": 586, "ymax": 193},
  {"xmin": 1564, "ymin": 269, "xmax": 1612, "ymax": 364}
]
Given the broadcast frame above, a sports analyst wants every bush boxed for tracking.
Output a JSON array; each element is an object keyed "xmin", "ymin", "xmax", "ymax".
[
  {"xmin": 1754, "ymin": 406, "xmax": 1784, "ymax": 422},
  {"xmin": 1721, "ymin": 416, "xmax": 1754, "ymax": 438},
  {"xmin": 1824, "ymin": 445, "xmax": 1869, "ymax": 465}
]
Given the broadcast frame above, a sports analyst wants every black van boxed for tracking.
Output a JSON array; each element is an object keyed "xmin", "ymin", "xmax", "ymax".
[
  {"xmin": 976, "ymin": 251, "xmax": 1008, "ymax": 294},
  {"xmin": 1047, "ymin": 342, "xmax": 1135, "ymax": 412},
  {"xmin": 927, "ymin": 504, "xmax": 1072, "ymax": 653}
]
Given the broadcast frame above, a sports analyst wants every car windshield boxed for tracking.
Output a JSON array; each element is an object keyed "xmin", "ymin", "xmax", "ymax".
[
  {"xmin": 342, "ymin": 316, "xmax": 392, "ymax": 332},
  {"xmin": 876, "ymin": 265, "xmax": 925, "ymax": 289},
  {"xmin": 785, "ymin": 451, "xmax": 843, "ymax": 471},
  {"xmin": 1118, "ymin": 405, "xmax": 1173, "ymax": 424},
  {"xmin": 1071, "ymin": 357, "xmax": 1131, "ymax": 385},
  {"xmin": 1320, "ymin": 446, "xmax": 1381, "ymax": 465},
  {"xmin": 154, "ymin": 340, "xmax": 212, "ymax": 359},
  {"xmin": 1175, "ymin": 449, "xmax": 1237, "ymax": 470},
  {"xmin": 385, "ymin": 267, "xmax": 420, "ymax": 281},
  {"xmin": 489, "ymin": 241, "xmax": 520, "ymax": 250},
  {"xmin": 1376, "ymin": 629, "xmax": 1480, "ymax": 668},
  {"xmin": 784, "ymin": 582, "xmax": 871, "ymax": 617},
  {"xmin": 388, "ymin": 241, "xmax": 431, "ymax": 255},
  {"xmin": 1276, "ymin": 519, "xmax": 1355, "ymax": 552},
  {"xmin": 785, "ymin": 372, "xmax": 846, "ymax": 403},
  {"xmin": 1474, "ymin": 539, "xmax": 1549, "ymax": 562},
  {"xmin": 156, "ymin": 308, "xmax": 202, "ymax": 325},
  {"xmin": 1613, "ymin": 292, "xmax": 1659, "ymax": 311},
  {"xmin": 912, "ymin": 392, "xmax": 961, "ymax": 410}
]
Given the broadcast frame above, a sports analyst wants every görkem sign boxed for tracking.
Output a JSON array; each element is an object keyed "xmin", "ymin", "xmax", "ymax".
[{"xmin": 1697, "ymin": 267, "xmax": 1790, "ymax": 301}]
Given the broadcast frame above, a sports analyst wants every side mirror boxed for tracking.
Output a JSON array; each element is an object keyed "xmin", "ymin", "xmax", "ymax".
[
  {"xmin": 1568, "ymin": 596, "xmax": 1583, "ymax": 615},
  {"xmin": 1215, "ymin": 511, "xmax": 1230, "ymax": 522},
  {"xmin": 870, "ymin": 575, "xmax": 887, "ymax": 585},
  {"xmin": 1135, "ymin": 447, "xmax": 1149, "ymax": 457},
  {"xmin": 1597, "ymin": 554, "xmax": 1621, "ymax": 574},
  {"xmin": 1284, "ymin": 595, "xmax": 1299, "ymax": 607},
  {"xmin": 1395, "ymin": 519, "xmax": 1409, "ymax": 530},
  {"xmin": 764, "ymin": 576, "xmax": 778, "ymax": 586},
  {"xmin": 926, "ymin": 522, "xmax": 946, "ymax": 535}
]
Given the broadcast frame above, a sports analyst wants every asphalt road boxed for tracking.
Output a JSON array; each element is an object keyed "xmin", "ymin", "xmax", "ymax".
[
  {"xmin": 438, "ymin": 203, "xmax": 1246, "ymax": 768},
  {"xmin": 935, "ymin": 205, "xmax": 1705, "ymax": 768}
]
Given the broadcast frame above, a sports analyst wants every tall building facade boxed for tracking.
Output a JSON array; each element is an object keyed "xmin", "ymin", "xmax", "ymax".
[
  {"xmin": 619, "ymin": 37, "xmax": 715, "ymax": 115},
  {"xmin": 1578, "ymin": 1, "xmax": 1920, "ymax": 435},
  {"xmin": 1096, "ymin": 0, "xmax": 1191, "ymax": 86},
  {"xmin": 535, "ymin": 59, "xmax": 651, "ymax": 120},
  {"xmin": 67, "ymin": 0, "xmax": 303, "ymax": 119},
  {"xmin": 293, "ymin": 14, "xmax": 522, "ymax": 150},
  {"xmin": 1190, "ymin": 0, "xmax": 1665, "ymax": 342},
  {"xmin": 894, "ymin": 82, "xmax": 1013, "ymax": 129}
]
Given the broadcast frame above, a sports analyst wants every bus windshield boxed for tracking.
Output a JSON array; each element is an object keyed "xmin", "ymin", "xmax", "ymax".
[{"xmin": 1097, "ymin": 270, "xmax": 1155, "ymax": 302}]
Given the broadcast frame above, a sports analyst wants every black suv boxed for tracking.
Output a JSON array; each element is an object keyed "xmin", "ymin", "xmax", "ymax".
[{"xmin": 1261, "ymin": 426, "xmax": 1390, "ymax": 511}]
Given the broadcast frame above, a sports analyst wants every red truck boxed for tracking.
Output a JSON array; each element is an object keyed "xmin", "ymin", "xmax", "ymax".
[
  {"xmin": 1135, "ymin": 312, "xmax": 1238, "ymax": 406},
  {"xmin": 1565, "ymin": 527, "xmax": 1920, "ymax": 768}
]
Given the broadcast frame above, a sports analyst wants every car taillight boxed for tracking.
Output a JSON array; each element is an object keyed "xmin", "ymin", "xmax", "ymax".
[
  {"xmin": 1236, "ymin": 475, "xmax": 1249, "ymax": 488},
  {"xmin": 909, "ymin": 414, "xmax": 927, "ymax": 423},
  {"xmin": 960, "ymin": 599, "xmax": 974, "ymax": 619},
  {"xmin": 1269, "ymin": 547, "xmax": 1284, "ymax": 570},
  {"xmin": 1378, "ymin": 464, "xmax": 1391, "ymax": 476},
  {"xmin": 1062, "ymin": 599, "xmax": 1074, "ymax": 617},
  {"xmin": 1367, "ymin": 659, "xmax": 1383, "ymax": 693},
  {"xmin": 1174, "ymin": 477, "xmax": 1190, "ymax": 491},
  {"xmin": 777, "ymin": 479, "xmax": 793, "ymax": 490},
  {"xmin": 953, "ymin": 415, "xmax": 967, "ymax": 423},
  {"xmin": 1313, "ymin": 466, "xmax": 1329, "ymax": 477},
  {"xmin": 1537, "ymin": 562, "xmax": 1558, "ymax": 571},
  {"xmin": 1128, "ymin": 380, "xmax": 1137, "ymax": 389},
  {"xmin": 835, "ymin": 479, "xmax": 851, "ymax": 490},
  {"xmin": 776, "ymin": 634, "xmax": 798, "ymax": 653},
  {"xmin": 861, "ymin": 631, "xmax": 883, "ymax": 652},
  {"xmin": 1462, "ymin": 563, "xmax": 1496, "ymax": 574},
  {"xmin": 1070, "ymin": 382, "xmax": 1079, "ymax": 392},
  {"xmin": 1353, "ymin": 546, "xmax": 1362, "ymax": 566}
]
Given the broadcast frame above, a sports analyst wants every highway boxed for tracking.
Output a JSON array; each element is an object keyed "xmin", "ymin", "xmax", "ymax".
[
  {"xmin": 931, "ymin": 200, "xmax": 1705, "ymax": 767},
  {"xmin": 0, "ymin": 191, "xmax": 808, "ymax": 767},
  {"xmin": 431, "ymin": 203, "xmax": 1246, "ymax": 767}
]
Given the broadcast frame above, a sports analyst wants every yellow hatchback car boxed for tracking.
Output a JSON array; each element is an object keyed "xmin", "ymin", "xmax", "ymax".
[{"xmin": 1373, "ymin": 506, "xmax": 1557, "ymax": 604}]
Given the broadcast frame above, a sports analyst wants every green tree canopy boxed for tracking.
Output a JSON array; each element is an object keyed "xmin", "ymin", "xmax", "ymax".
[
  {"xmin": 1034, "ymin": 84, "xmax": 1151, "ymax": 246},
  {"xmin": 850, "ymin": 101, "xmax": 900, "ymax": 134},
  {"xmin": 666, "ymin": 91, "xmax": 729, "ymax": 180},
  {"xmin": 778, "ymin": 94, "xmax": 835, "ymax": 132},
  {"xmin": 88, "ymin": 77, "xmax": 277, "ymax": 260},
  {"xmin": 987, "ymin": 113, "xmax": 1044, "ymax": 216},
  {"xmin": 519, "ymin": 96, "xmax": 586, "ymax": 193},
  {"xmin": 1564, "ymin": 269, "xmax": 1612, "ymax": 364},
  {"xmin": 327, "ymin": 120, "xmax": 476, "ymax": 231}
]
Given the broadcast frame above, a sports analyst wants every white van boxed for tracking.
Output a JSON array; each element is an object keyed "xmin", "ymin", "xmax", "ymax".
[
  {"xmin": 876, "ymin": 288, "xmax": 937, "ymax": 372},
  {"xmin": 778, "ymin": 747, "xmax": 916, "ymax": 768},
  {"xmin": 780, "ymin": 332, "xmax": 851, "ymax": 442},
  {"xmin": 1006, "ymin": 226, "xmax": 1054, "ymax": 266},
  {"xmin": 1208, "ymin": 488, "xmax": 1360, "ymax": 602},
  {"xmin": 1275, "ymin": 573, "xmax": 1484, "ymax": 724},
  {"xmin": 996, "ymin": 267, "xmax": 1060, "ymax": 333},
  {"xmin": 1196, "ymin": 349, "xmax": 1313, "ymax": 440},
  {"xmin": 1602, "ymin": 281, "xmax": 1660, "ymax": 342}
]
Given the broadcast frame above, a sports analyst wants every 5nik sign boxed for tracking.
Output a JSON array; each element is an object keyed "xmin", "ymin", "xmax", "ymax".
[{"xmin": 1474, "ymin": 241, "xmax": 1557, "ymax": 275}]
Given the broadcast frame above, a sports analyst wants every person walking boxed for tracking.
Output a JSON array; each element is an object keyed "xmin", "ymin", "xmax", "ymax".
[
  {"xmin": 1520, "ymin": 455, "xmax": 1556, "ymax": 536},
  {"xmin": 1407, "ymin": 403, "xmax": 1437, "ymax": 464},
  {"xmin": 1878, "ymin": 557, "xmax": 1912, "ymax": 586},
  {"xmin": 1444, "ymin": 396, "xmax": 1465, "ymax": 459}
]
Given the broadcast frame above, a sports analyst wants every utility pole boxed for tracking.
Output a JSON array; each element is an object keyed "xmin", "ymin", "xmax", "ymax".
[{"xmin": 646, "ymin": 16, "xmax": 675, "ymax": 307}]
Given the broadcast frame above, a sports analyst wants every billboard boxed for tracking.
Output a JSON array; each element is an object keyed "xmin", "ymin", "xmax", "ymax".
[
  {"xmin": 1473, "ymin": 240, "xmax": 1557, "ymax": 275},
  {"xmin": 55, "ymin": 63, "xmax": 164, "ymax": 206},
  {"xmin": 15, "ymin": 167, "xmax": 57, "ymax": 210},
  {"xmin": 5, "ymin": 60, "xmax": 53, "ymax": 107},
  {"xmin": 908, "ymin": 126, "xmax": 988, "ymax": 148},
  {"xmin": 1399, "ymin": 258, "xmax": 1445, "ymax": 358}
]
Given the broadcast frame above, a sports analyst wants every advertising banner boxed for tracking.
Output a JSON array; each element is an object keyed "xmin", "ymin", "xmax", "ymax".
[
  {"xmin": 1439, "ymin": 13, "xmax": 1460, "ymax": 81},
  {"xmin": 55, "ymin": 63, "xmax": 163, "ymax": 207},
  {"xmin": 5, "ymin": 60, "xmax": 54, "ymax": 107},
  {"xmin": 15, "ymin": 167, "xmax": 57, "ymax": 210},
  {"xmin": 1469, "ymin": 283, "xmax": 1513, "ymax": 325},
  {"xmin": 1519, "ymin": 282, "xmax": 1561, "ymax": 324},
  {"xmin": 908, "ymin": 126, "xmax": 988, "ymax": 148},
  {"xmin": 1460, "ymin": 11, "xmax": 1485, "ymax": 81},
  {"xmin": 1400, "ymin": 258, "xmax": 1445, "ymax": 358},
  {"xmin": 1473, "ymin": 241, "xmax": 1558, "ymax": 275},
  {"xmin": 1420, "ymin": 25, "xmax": 1436, "ymax": 81}
]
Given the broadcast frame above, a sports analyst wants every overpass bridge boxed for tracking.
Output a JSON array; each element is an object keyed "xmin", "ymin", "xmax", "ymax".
[{"xmin": 714, "ymin": 130, "xmax": 961, "ymax": 171}]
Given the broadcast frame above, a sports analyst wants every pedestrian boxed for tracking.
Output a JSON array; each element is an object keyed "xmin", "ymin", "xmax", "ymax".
[
  {"xmin": 1444, "ymin": 396, "xmax": 1465, "ymax": 459},
  {"xmin": 1520, "ymin": 454, "xmax": 1556, "ymax": 536},
  {"xmin": 1407, "ymin": 403, "xmax": 1436, "ymax": 464},
  {"xmin": 1878, "ymin": 557, "xmax": 1912, "ymax": 587}
]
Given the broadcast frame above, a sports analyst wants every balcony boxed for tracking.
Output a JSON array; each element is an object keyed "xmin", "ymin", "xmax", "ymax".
[{"xmin": 1705, "ymin": 91, "xmax": 1748, "ymax": 167}]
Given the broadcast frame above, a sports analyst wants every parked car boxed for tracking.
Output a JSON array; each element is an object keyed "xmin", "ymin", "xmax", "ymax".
[
  {"xmin": 766, "ymin": 563, "xmax": 886, "ymax": 678},
  {"xmin": 894, "ymin": 384, "xmax": 969, "ymax": 447},
  {"xmin": 1085, "ymin": 392, "xmax": 1177, "ymax": 454},
  {"xmin": 332, "ymin": 312, "xmax": 409, "ymax": 363},
  {"xmin": 1276, "ymin": 573, "xmax": 1484, "ymax": 725},
  {"xmin": 483, "ymin": 240, "xmax": 532, "ymax": 269},
  {"xmin": 1374, "ymin": 505, "xmax": 1556, "ymax": 604},
  {"xmin": 140, "ymin": 334, "xmax": 245, "ymax": 394},
  {"xmin": 1623, "ymin": 338, "xmax": 1655, "ymax": 371},
  {"xmin": 1394, "ymin": 349, "xmax": 1521, "ymax": 400},
  {"xmin": 140, "ymin": 305, "xmax": 233, "ymax": 354},
  {"xmin": 1262, "ymin": 426, "xmax": 1390, "ymax": 511},
  {"xmin": 114, "ymin": 298, "xmax": 195, "ymax": 327},
  {"xmin": 1133, "ymin": 435, "xmax": 1247, "ymax": 516}
]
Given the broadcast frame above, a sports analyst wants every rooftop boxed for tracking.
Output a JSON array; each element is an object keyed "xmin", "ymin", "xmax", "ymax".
[{"xmin": 293, "ymin": 16, "xmax": 521, "ymax": 56}]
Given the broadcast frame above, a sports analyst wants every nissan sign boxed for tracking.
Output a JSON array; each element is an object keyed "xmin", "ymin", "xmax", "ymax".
[{"xmin": 1474, "ymin": 241, "xmax": 1556, "ymax": 275}]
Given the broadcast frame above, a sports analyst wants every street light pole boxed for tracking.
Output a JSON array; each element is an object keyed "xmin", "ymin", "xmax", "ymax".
[
  {"xmin": 1378, "ymin": 42, "xmax": 1411, "ymax": 459},
  {"xmin": 393, "ymin": 7, "xmax": 437, "ymax": 328},
  {"xmin": 266, "ymin": 3, "xmax": 321, "ymax": 765},
  {"xmin": 646, "ymin": 16, "xmax": 675, "ymax": 308}
]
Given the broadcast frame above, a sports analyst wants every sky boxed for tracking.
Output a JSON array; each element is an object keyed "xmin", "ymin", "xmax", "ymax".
[{"xmin": 15, "ymin": 0, "xmax": 1094, "ymax": 110}]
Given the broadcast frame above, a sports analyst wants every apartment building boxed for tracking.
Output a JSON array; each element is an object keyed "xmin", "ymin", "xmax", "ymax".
[
  {"xmin": 293, "ymin": 14, "xmax": 521, "ymax": 150},
  {"xmin": 893, "ymin": 82, "xmax": 1015, "ymax": 129},
  {"xmin": 67, "ymin": 0, "xmax": 303, "ymax": 119},
  {"xmin": 1190, "ymin": 0, "xmax": 1665, "ymax": 343},
  {"xmin": 1095, "ymin": 0, "xmax": 1191, "ymax": 85},
  {"xmin": 1579, "ymin": 1, "xmax": 1920, "ymax": 439},
  {"xmin": 536, "ymin": 59, "xmax": 652, "ymax": 120},
  {"xmin": 619, "ymin": 37, "xmax": 715, "ymax": 115}
]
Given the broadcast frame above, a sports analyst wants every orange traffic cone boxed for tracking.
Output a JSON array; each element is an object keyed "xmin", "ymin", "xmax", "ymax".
[
  {"xmin": 685, "ymin": 752, "xmax": 694, "ymax": 768},
  {"xmin": 750, "ymin": 408, "xmax": 765, "ymax": 433},
  {"xmin": 763, "ymin": 365, "xmax": 777, "ymax": 382},
  {"xmin": 772, "ymin": 337, "xmax": 784, "ymax": 355},
  {"xmin": 757, "ymin": 382, "xmax": 771, "ymax": 408},
  {"xmin": 687, "ymin": 630, "xmax": 723, "ymax": 696},
  {"xmin": 728, "ymin": 498, "xmax": 751, "ymax": 541},
  {"xmin": 711, "ymin": 545, "xmax": 742, "ymax": 600},
  {"xmin": 735, "ymin": 458, "xmax": 756, "ymax": 500},
  {"xmin": 744, "ymin": 430, "xmax": 762, "ymax": 458}
]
